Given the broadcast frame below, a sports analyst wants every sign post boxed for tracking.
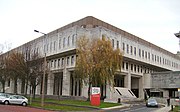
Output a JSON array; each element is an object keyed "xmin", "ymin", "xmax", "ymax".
[
  {"xmin": 91, "ymin": 87, "xmax": 100, "ymax": 106},
  {"xmin": 178, "ymin": 88, "xmax": 180, "ymax": 111}
]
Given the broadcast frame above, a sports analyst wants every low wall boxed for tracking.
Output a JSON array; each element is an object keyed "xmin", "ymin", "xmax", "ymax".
[{"xmin": 153, "ymin": 97, "xmax": 180, "ymax": 106}]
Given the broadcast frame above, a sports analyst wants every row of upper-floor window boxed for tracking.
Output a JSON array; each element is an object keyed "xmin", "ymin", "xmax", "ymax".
[
  {"xmin": 23, "ymin": 34, "xmax": 77, "ymax": 60},
  {"xmin": 47, "ymin": 55, "xmax": 76, "ymax": 69},
  {"xmin": 111, "ymin": 39, "xmax": 179, "ymax": 69},
  {"xmin": 122, "ymin": 61, "xmax": 157, "ymax": 74},
  {"xmin": 43, "ymin": 34, "xmax": 77, "ymax": 53}
]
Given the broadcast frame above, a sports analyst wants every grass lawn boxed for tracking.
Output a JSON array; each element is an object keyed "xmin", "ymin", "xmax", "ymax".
[
  {"xmin": 29, "ymin": 97, "xmax": 120, "ymax": 111},
  {"xmin": 30, "ymin": 102, "xmax": 91, "ymax": 111},
  {"xmin": 170, "ymin": 106, "xmax": 180, "ymax": 112}
]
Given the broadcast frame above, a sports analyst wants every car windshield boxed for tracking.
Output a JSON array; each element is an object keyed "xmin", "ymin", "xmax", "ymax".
[
  {"xmin": 148, "ymin": 99, "xmax": 157, "ymax": 103},
  {"xmin": 0, "ymin": 93, "xmax": 10, "ymax": 98}
]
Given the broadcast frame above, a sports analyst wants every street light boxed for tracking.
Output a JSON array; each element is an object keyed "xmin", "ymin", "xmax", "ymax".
[
  {"xmin": 34, "ymin": 30, "xmax": 47, "ymax": 107},
  {"xmin": 174, "ymin": 31, "xmax": 180, "ymax": 110},
  {"xmin": 174, "ymin": 31, "xmax": 180, "ymax": 52}
]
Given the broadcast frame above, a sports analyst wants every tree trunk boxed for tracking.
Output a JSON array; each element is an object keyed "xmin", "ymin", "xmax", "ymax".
[
  {"xmin": 2, "ymin": 81, "xmax": 5, "ymax": 93},
  {"xmin": 87, "ymin": 82, "xmax": 91, "ymax": 101},
  {"xmin": 25, "ymin": 78, "xmax": 28, "ymax": 95},
  {"xmin": 32, "ymin": 83, "xmax": 36, "ymax": 99},
  {"xmin": 21, "ymin": 79, "xmax": 25, "ymax": 94},
  {"xmin": 14, "ymin": 79, "xmax": 17, "ymax": 94}
]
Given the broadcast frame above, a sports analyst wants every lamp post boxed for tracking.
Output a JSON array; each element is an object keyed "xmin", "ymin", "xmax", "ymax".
[
  {"xmin": 174, "ymin": 31, "xmax": 180, "ymax": 52},
  {"xmin": 34, "ymin": 30, "xmax": 47, "ymax": 107},
  {"xmin": 174, "ymin": 31, "xmax": 180, "ymax": 110}
]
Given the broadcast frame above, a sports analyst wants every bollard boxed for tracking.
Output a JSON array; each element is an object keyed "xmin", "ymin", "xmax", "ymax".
[
  {"xmin": 118, "ymin": 98, "xmax": 121, "ymax": 103},
  {"xmin": 171, "ymin": 105, "xmax": 173, "ymax": 111}
]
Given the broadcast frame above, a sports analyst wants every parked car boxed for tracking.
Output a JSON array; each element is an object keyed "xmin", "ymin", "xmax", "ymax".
[
  {"xmin": 146, "ymin": 98, "xmax": 158, "ymax": 107},
  {"xmin": 0, "ymin": 93, "xmax": 10, "ymax": 104},
  {"xmin": 0, "ymin": 93, "xmax": 10, "ymax": 98},
  {"xmin": 0, "ymin": 95, "xmax": 28, "ymax": 106}
]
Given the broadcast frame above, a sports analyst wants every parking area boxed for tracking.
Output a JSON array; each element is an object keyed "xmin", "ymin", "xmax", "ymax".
[{"xmin": 0, "ymin": 105, "xmax": 57, "ymax": 112}]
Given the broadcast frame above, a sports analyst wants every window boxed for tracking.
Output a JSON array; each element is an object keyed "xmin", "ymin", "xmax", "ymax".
[
  {"xmin": 117, "ymin": 41, "xmax": 119, "ymax": 49},
  {"xmin": 130, "ymin": 46, "xmax": 133, "ymax": 55},
  {"xmin": 68, "ymin": 36, "xmax": 70, "ymax": 46},
  {"xmin": 163, "ymin": 58, "xmax": 164, "ymax": 64},
  {"xmin": 67, "ymin": 57, "xmax": 70, "ymax": 65},
  {"xmin": 50, "ymin": 42, "xmax": 52, "ymax": 52},
  {"xmin": 54, "ymin": 60, "xmax": 56, "ymax": 68},
  {"xmin": 126, "ymin": 62, "xmax": 128, "ymax": 70},
  {"xmin": 37, "ymin": 47, "xmax": 39, "ymax": 54},
  {"xmin": 142, "ymin": 50, "xmax": 144, "ymax": 58},
  {"xmin": 59, "ymin": 39, "xmax": 61, "ymax": 49},
  {"xmin": 58, "ymin": 59, "xmax": 60, "ymax": 67},
  {"xmin": 122, "ymin": 62, "xmax": 125, "ymax": 69},
  {"xmin": 71, "ymin": 56, "xmax": 74, "ymax": 65},
  {"xmin": 123, "ymin": 43, "xmax": 125, "ymax": 51},
  {"xmin": 127, "ymin": 44, "xmax": 129, "ymax": 54},
  {"xmin": 112, "ymin": 39, "xmax": 114, "ymax": 48},
  {"xmin": 148, "ymin": 52, "xmax": 150, "ymax": 60},
  {"xmin": 145, "ymin": 51, "xmax": 147, "ymax": 59},
  {"xmin": 47, "ymin": 61, "xmax": 49, "ymax": 68},
  {"xmin": 51, "ymin": 60, "xmax": 53, "ymax": 67},
  {"xmin": 138, "ymin": 65, "xmax": 140, "ymax": 72},
  {"xmin": 134, "ymin": 47, "xmax": 136, "ymax": 56},
  {"xmin": 152, "ymin": 54, "xmax": 154, "ymax": 61},
  {"xmin": 131, "ymin": 64, "xmax": 133, "ymax": 71},
  {"xmin": 160, "ymin": 57, "xmax": 161, "ymax": 64},
  {"xmin": 63, "ymin": 38, "xmax": 65, "ymax": 48},
  {"xmin": 134, "ymin": 65, "xmax": 136, "ymax": 72},
  {"xmin": 139, "ymin": 49, "xmax": 141, "ymax": 57},
  {"xmin": 44, "ymin": 45, "xmax": 46, "ymax": 53},
  {"xmin": 72, "ymin": 35, "xmax": 75, "ymax": 46},
  {"xmin": 47, "ymin": 43, "xmax": 49, "ymax": 52},
  {"xmin": 62, "ymin": 58, "xmax": 64, "ymax": 66},
  {"xmin": 54, "ymin": 41, "xmax": 56, "ymax": 50}
]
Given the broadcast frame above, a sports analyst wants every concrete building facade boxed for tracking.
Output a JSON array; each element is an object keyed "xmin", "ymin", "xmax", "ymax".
[{"xmin": 0, "ymin": 16, "xmax": 180, "ymax": 101}]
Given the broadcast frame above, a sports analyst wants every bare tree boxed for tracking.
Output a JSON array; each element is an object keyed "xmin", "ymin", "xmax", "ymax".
[
  {"xmin": 75, "ymin": 36, "xmax": 123, "ymax": 100},
  {"xmin": 28, "ymin": 52, "xmax": 43, "ymax": 98},
  {"xmin": 0, "ymin": 57, "xmax": 9, "ymax": 93},
  {"xmin": 6, "ymin": 51, "xmax": 28, "ymax": 94},
  {"xmin": 0, "ymin": 42, "xmax": 11, "ymax": 93},
  {"xmin": 6, "ymin": 49, "xmax": 43, "ymax": 96}
]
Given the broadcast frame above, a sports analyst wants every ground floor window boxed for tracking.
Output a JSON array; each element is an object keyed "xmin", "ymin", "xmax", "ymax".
[
  {"xmin": 70, "ymin": 72, "xmax": 81, "ymax": 96},
  {"xmin": 53, "ymin": 72, "xmax": 63, "ymax": 95}
]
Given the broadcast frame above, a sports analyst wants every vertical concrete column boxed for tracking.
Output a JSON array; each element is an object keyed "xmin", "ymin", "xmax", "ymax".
[
  {"xmin": 77, "ymin": 80, "xmax": 79, "ymax": 96},
  {"xmin": 81, "ymin": 82, "xmax": 88, "ymax": 98},
  {"xmin": 17, "ymin": 80, "xmax": 21, "ymax": 94},
  {"xmin": 9, "ymin": 79, "xmax": 14, "ymax": 93},
  {"xmin": 105, "ymin": 83, "xmax": 111, "ymax": 99},
  {"xmin": 125, "ymin": 63, "xmax": 131, "ymax": 89},
  {"xmin": 72, "ymin": 77, "xmax": 75, "ymax": 96},
  {"xmin": 139, "ymin": 76, "xmax": 144, "ymax": 99},
  {"xmin": 36, "ymin": 84, "xmax": 41, "ymax": 95},
  {"xmin": 47, "ymin": 72, "xmax": 54, "ymax": 95},
  {"xmin": 62, "ymin": 69, "xmax": 70, "ymax": 96},
  {"xmin": 125, "ymin": 73, "xmax": 131, "ymax": 89}
]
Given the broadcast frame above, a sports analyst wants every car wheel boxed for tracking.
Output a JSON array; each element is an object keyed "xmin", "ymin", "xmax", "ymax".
[
  {"xmin": 4, "ymin": 100, "xmax": 9, "ymax": 105},
  {"xmin": 22, "ymin": 102, "xmax": 27, "ymax": 106}
]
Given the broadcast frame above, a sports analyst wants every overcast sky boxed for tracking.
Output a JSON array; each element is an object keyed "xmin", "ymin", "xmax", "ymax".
[{"xmin": 0, "ymin": 0, "xmax": 180, "ymax": 53}]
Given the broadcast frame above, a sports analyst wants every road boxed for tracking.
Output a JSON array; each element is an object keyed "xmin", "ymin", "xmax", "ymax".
[
  {"xmin": 0, "ymin": 105, "xmax": 57, "ymax": 112},
  {"xmin": 104, "ymin": 102, "xmax": 161, "ymax": 112}
]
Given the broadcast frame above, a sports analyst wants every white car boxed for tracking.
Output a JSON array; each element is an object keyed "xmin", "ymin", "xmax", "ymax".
[
  {"xmin": 0, "ymin": 95, "xmax": 28, "ymax": 106},
  {"xmin": 146, "ymin": 98, "xmax": 158, "ymax": 107}
]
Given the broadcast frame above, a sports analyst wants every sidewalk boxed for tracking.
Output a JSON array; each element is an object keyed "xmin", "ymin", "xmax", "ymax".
[
  {"xmin": 102, "ymin": 104, "xmax": 131, "ymax": 110},
  {"xmin": 155, "ymin": 105, "xmax": 171, "ymax": 112}
]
